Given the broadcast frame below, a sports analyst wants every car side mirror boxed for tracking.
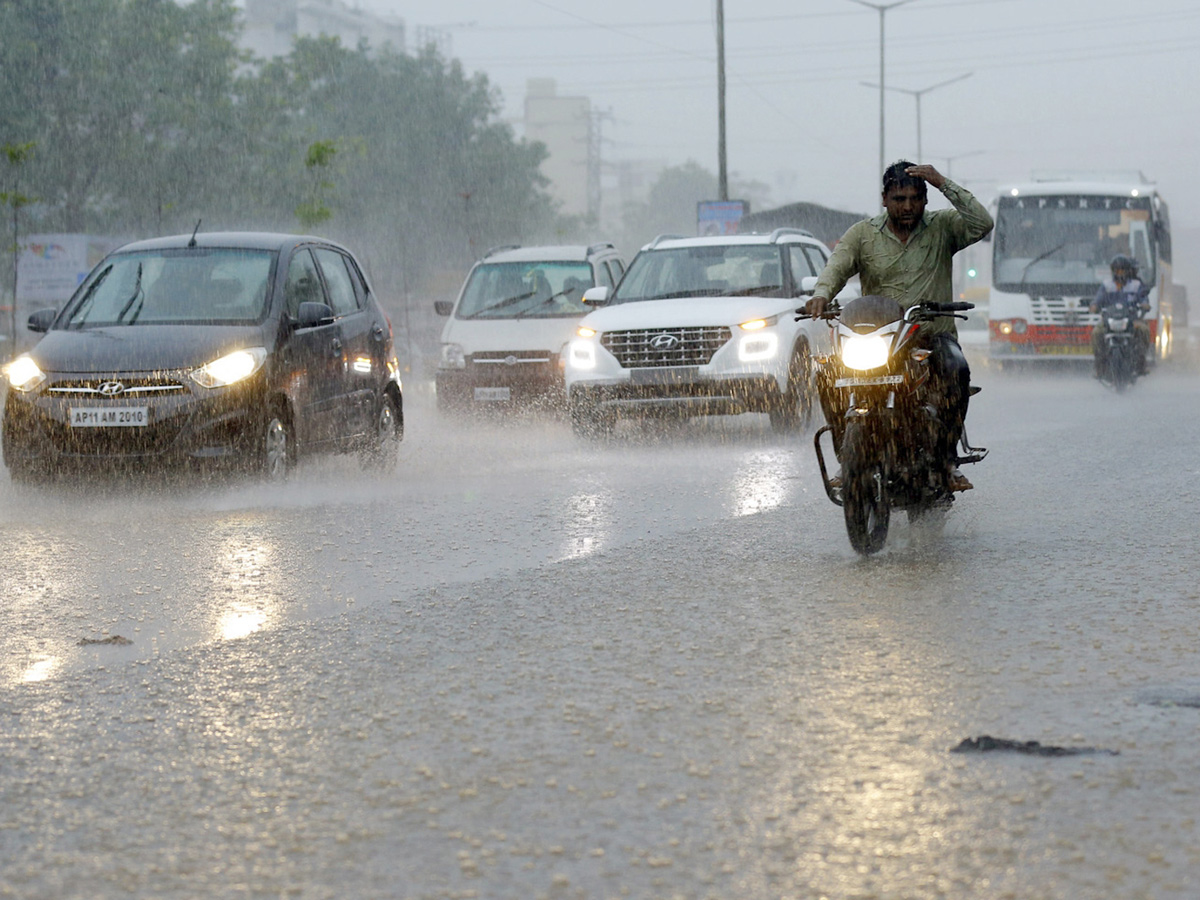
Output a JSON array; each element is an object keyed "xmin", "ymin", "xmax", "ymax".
[
  {"xmin": 434, "ymin": 300, "xmax": 454, "ymax": 316},
  {"xmin": 295, "ymin": 301, "xmax": 335, "ymax": 328},
  {"xmin": 26, "ymin": 308, "xmax": 57, "ymax": 333},
  {"xmin": 582, "ymin": 286, "xmax": 610, "ymax": 307},
  {"xmin": 796, "ymin": 276, "xmax": 819, "ymax": 297}
]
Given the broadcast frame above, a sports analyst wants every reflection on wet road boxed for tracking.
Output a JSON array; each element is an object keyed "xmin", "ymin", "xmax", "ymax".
[{"xmin": 3, "ymin": 365, "xmax": 1200, "ymax": 897}]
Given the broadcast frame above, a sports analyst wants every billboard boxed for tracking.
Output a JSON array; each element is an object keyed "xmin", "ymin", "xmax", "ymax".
[
  {"xmin": 697, "ymin": 200, "xmax": 748, "ymax": 236},
  {"xmin": 17, "ymin": 234, "xmax": 120, "ymax": 304}
]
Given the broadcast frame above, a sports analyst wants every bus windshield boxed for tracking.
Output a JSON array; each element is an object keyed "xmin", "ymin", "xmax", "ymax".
[{"xmin": 993, "ymin": 195, "xmax": 1155, "ymax": 294}]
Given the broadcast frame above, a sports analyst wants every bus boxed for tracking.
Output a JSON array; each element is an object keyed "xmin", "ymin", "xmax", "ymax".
[{"xmin": 988, "ymin": 176, "xmax": 1177, "ymax": 363}]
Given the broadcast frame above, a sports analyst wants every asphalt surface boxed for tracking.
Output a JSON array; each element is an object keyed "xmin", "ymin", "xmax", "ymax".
[{"xmin": 3, "ymin": 349, "xmax": 1200, "ymax": 899}]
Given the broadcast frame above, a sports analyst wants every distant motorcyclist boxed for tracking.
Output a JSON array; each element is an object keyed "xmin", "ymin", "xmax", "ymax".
[
  {"xmin": 1090, "ymin": 254, "xmax": 1151, "ymax": 377},
  {"xmin": 804, "ymin": 160, "xmax": 993, "ymax": 491}
]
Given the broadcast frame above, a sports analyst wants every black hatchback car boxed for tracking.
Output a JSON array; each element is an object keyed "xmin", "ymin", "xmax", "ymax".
[{"xmin": 2, "ymin": 232, "xmax": 403, "ymax": 481}]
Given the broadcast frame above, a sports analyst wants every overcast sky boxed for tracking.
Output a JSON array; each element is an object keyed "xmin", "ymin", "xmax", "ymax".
[{"xmin": 361, "ymin": 0, "xmax": 1200, "ymax": 226}]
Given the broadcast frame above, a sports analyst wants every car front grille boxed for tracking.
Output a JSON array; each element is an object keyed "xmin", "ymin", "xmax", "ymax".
[
  {"xmin": 47, "ymin": 376, "xmax": 188, "ymax": 398},
  {"xmin": 601, "ymin": 326, "xmax": 731, "ymax": 368},
  {"xmin": 1029, "ymin": 296, "xmax": 1097, "ymax": 326}
]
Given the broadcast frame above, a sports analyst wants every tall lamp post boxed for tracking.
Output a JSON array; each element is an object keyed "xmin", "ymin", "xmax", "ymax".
[
  {"xmin": 859, "ymin": 72, "xmax": 972, "ymax": 161},
  {"xmin": 846, "ymin": 0, "xmax": 921, "ymax": 177},
  {"xmin": 716, "ymin": 0, "xmax": 728, "ymax": 200}
]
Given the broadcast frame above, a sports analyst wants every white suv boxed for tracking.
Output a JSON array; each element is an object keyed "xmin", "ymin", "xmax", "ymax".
[
  {"xmin": 564, "ymin": 229, "xmax": 852, "ymax": 437},
  {"xmin": 435, "ymin": 243, "xmax": 625, "ymax": 411}
]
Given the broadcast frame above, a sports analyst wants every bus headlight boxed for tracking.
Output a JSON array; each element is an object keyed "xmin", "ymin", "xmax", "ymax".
[{"xmin": 840, "ymin": 334, "xmax": 890, "ymax": 371}]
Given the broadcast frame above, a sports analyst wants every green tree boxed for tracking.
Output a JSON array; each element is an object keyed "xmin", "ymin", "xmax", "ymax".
[{"xmin": 1, "ymin": 142, "xmax": 36, "ymax": 354}]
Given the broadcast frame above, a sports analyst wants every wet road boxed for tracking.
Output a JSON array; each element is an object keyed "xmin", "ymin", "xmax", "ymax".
[{"xmin": 3, "ymin": 357, "xmax": 1200, "ymax": 899}]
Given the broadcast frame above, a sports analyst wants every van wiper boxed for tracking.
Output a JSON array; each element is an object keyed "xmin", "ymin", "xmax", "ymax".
[
  {"xmin": 514, "ymin": 289, "xmax": 579, "ymax": 317},
  {"xmin": 116, "ymin": 263, "xmax": 145, "ymax": 323},
  {"xmin": 463, "ymin": 290, "xmax": 535, "ymax": 318}
]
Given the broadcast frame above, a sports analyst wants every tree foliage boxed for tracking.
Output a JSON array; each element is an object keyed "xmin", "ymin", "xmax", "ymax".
[{"xmin": 0, "ymin": 0, "xmax": 558, "ymax": 288}]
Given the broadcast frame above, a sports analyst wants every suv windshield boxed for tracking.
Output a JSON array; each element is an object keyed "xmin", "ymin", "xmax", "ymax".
[
  {"xmin": 64, "ymin": 248, "xmax": 275, "ymax": 329},
  {"xmin": 457, "ymin": 261, "xmax": 595, "ymax": 319},
  {"xmin": 613, "ymin": 244, "xmax": 785, "ymax": 304}
]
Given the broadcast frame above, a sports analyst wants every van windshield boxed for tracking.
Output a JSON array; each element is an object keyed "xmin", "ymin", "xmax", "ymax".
[{"xmin": 457, "ymin": 261, "xmax": 594, "ymax": 319}]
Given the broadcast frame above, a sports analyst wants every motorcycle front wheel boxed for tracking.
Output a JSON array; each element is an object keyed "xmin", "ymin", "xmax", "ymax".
[{"xmin": 841, "ymin": 422, "xmax": 891, "ymax": 555}]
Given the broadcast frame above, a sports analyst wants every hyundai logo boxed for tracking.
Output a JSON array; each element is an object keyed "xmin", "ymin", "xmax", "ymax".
[
  {"xmin": 649, "ymin": 333, "xmax": 680, "ymax": 351},
  {"xmin": 98, "ymin": 381, "xmax": 126, "ymax": 397},
  {"xmin": 504, "ymin": 355, "xmax": 518, "ymax": 366}
]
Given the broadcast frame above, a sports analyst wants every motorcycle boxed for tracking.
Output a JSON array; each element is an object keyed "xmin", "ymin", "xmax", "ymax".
[
  {"xmin": 799, "ymin": 295, "xmax": 987, "ymax": 555},
  {"xmin": 1087, "ymin": 296, "xmax": 1148, "ymax": 392}
]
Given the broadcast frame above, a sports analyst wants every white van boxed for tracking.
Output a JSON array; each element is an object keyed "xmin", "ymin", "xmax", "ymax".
[{"xmin": 434, "ymin": 243, "xmax": 625, "ymax": 411}]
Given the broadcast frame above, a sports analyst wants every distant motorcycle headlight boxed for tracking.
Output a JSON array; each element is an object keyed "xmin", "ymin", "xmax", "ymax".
[
  {"xmin": 1107, "ymin": 318, "xmax": 1129, "ymax": 332},
  {"xmin": 4, "ymin": 355, "xmax": 46, "ymax": 393},
  {"xmin": 190, "ymin": 347, "xmax": 267, "ymax": 389},
  {"xmin": 840, "ymin": 334, "xmax": 890, "ymax": 371}
]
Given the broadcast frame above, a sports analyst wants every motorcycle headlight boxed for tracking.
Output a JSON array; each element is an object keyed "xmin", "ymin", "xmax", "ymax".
[
  {"xmin": 440, "ymin": 342, "xmax": 466, "ymax": 369},
  {"xmin": 1108, "ymin": 318, "xmax": 1129, "ymax": 332},
  {"xmin": 190, "ymin": 347, "xmax": 267, "ymax": 389},
  {"xmin": 4, "ymin": 355, "xmax": 46, "ymax": 393},
  {"xmin": 840, "ymin": 334, "xmax": 890, "ymax": 371}
]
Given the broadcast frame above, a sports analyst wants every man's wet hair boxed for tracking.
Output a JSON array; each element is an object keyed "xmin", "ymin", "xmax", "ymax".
[{"xmin": 882, "ymin": 159, "xmax": 927, "ymax": 197}]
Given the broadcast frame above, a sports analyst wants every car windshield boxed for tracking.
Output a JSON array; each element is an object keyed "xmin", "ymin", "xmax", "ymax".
[
  {"xmin": 456, "ymin": 261, "xmax": 595, "ymax": 319},
  {"xmin": 63, "ymin": 248, "xmax": 276, "ymax": 329},
  {"xmin": 612, "ymin": 244, "xmax": 785, "ymax": 304}
]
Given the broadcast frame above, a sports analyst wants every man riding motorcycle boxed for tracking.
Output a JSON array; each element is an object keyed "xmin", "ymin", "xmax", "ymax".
[
  {"xmin": 804, "ymin": 160, "xmax": 993, "ymax": 492},
  {"xmin": 1090, "ymin": 254, "xmax": 1151, "ymax": 378}
]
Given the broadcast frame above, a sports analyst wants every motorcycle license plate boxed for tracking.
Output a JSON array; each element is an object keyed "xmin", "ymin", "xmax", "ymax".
[{"xmin": 835, "ymin": 375, "xmax": 903, "ymax": 388}]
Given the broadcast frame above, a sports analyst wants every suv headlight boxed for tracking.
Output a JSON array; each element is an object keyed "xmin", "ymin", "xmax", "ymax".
[
  {"xmin": 440, "ymin": 343, "xmax": 466, "ymax": 369},
  {"xmin": 567, "ymin": 332, "xmax": 597, "ymax": 370},
  {"xmin": 840, "ymin": 334, "xmax": 890, "ymax": 371},
  {"xmin": 4, "ymin": 355, "xmax": 46, "ymax": 393},
  {"xmin": 190, "ymin": 347, "xmax": 267, "ymax": 389}
]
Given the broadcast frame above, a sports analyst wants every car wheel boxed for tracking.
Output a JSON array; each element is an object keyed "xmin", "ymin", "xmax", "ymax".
[
  {"xmin": 260, "ymin": 408, "xmax": 294, "ymax": 482},
  {"xmin": 361, "ymin": 391, "xmax": 401, "ymax": 472},
  {"xmin": 768, "ymin": 344, "xmax": 814, "ymax": 434}
]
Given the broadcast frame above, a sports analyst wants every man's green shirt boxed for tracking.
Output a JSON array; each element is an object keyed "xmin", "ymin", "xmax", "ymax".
[{"xmin": 813, "ymin": 179, "xmax": 994, "ymax": 336}]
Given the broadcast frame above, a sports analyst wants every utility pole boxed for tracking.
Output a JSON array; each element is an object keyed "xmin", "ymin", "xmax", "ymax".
[
  {"xmin": 860, "ymin": 72, "xmax": 972, "ymax": 161},
  {"xmin": 847, "ymin": 0, "xmax": 921, "ymax": 178},
  {"xmin": 716, "ymin": 0, "xmax": 728, "ymax": 201}
]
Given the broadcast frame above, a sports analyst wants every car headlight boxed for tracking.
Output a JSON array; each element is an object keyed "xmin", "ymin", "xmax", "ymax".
[
  {"xmin": 440, "ymin": 342, "xmax": 466, "ymax": 369},
  {"xmin": 840, "ymin": 334, "xmax": 890, "ymax": 371},
  {"xmin": 568, "ymin": 336, "xmax": 597, "ymax": 370},
  {"xmin": 4, "ymin": 355, "xmax": 46, "ymax": 393},
  {"xmin": 190, "ymin": 347, "xmax": 267, "ymax": 389},
  {"xmin": 738, "ymin": 330, "xmax": 778, "ymax": 362}
]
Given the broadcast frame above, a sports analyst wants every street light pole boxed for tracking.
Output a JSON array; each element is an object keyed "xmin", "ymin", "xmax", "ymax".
[
  {"xmin": 860, "ymin": 72, "xmax": 972, "ymax": 161},
  {"xmin": 847, "ymin": 0, "xmax": 921, "ymax": 178},
  {"xmin": 716, "ymin": 0, "xmax": 728, "ymax": 201}
]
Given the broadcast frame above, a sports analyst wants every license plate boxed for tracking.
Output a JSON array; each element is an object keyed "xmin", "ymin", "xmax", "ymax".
[
  {"xmin": 474, "ymin": 387, "xmax": 511, "ymax": 401},
  {"xmin": 835, "ymin": 375, "xmax": 904, "ymax": 387},
  {"xmin": 631, "ymin": 366, "xmax": 699, "ymax": 385},
  {"xmin": 1036, "ymin": 346, "xmax": 1090, "ymax": 355},
  {"xmin": 70, "ymin": 406, "xmax": 149, "ymax": 427}
]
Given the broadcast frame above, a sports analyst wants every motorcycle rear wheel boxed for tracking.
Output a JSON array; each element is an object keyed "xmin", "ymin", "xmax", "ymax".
[{"xmin": 841, "ymin": 424, "xmax": 890, "ymax": 555}]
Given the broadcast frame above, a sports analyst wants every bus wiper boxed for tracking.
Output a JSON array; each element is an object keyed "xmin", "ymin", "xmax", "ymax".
[
  {"xmin": 1019, "ymin": 242, "xmax": 1066, "ymax": 284},
  {"xmin": 116, "ymin": 263, "xmax": 145, "ymax": 323},
  {"xmin": 463, "ymin": 290, "xmax": 535, "ymax": 318}
]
